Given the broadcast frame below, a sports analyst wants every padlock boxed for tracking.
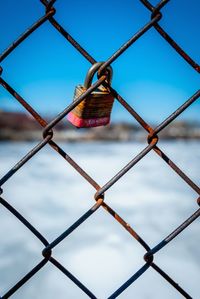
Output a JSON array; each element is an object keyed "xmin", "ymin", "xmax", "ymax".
[{"xmin": 67, "ymin": 62, "xmax": 114, "ymax": 128}]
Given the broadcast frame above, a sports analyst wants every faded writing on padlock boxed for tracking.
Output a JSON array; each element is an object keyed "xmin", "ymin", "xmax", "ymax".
[{"xmin": 67, "ymin": 62, "xmax": 114, "ymax": 128}]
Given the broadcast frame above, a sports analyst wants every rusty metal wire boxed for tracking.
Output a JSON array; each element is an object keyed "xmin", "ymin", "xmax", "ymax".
[{"xmin": 0, "ymin": 0, "xmax": 199, "ymax": 298}]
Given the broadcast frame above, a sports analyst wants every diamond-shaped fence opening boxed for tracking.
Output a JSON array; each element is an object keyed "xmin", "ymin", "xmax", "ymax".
[{"xmin": 0, "ymin": 0, "xmax": 200, "ymax": 298}]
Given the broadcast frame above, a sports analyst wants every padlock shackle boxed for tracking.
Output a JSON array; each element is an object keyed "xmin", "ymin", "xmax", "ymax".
[{"xmin": 84, "ymin": 62, "xmax": 113, "ymax": 89}]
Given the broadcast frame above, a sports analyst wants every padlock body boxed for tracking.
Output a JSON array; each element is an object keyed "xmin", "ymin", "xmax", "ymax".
[{"xmin": 67, "ymin": 85, "xmax": 114, "ymax": 128}]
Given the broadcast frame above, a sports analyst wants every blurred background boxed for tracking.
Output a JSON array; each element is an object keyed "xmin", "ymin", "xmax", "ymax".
[{"xmin": 0, "ymin": 0, "xmax": 199, "ymax": 298}]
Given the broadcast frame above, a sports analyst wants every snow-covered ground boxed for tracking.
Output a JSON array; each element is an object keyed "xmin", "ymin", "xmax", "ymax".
[{"xmin": 0, "ymin": 141, "xmax": 199, "ymax": 299}]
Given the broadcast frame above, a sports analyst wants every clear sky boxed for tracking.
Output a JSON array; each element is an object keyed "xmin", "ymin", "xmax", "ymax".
[{"xmin": 0, "ymin": 0, "xmax": 199, "ymax": 124}]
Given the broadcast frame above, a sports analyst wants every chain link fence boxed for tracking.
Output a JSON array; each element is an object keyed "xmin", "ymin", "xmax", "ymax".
[{"xmin": 0, "ymin": 0, "xmax": 199, "ymax": 298}]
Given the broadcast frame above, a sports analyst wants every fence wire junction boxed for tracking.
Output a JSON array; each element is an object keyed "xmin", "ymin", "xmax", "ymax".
[{"xmin": 0, "ymin": 0, "xmax": 200, "ymax": 298}]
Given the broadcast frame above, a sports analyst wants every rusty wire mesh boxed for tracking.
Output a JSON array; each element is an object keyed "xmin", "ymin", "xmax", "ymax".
[{"xmin": 0, "ymin": 0, "xmax": 200, "ymax": 298}]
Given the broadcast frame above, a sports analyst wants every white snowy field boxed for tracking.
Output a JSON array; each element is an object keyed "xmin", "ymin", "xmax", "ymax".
[{"xmin": 0, "ymin": 140, "xmax": 199, "ymax": 299}]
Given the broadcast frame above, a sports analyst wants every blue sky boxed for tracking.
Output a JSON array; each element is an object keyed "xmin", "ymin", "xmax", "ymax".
[{"xmin": 0, "ymin": 0, "xmax": 199, "ymax": 124}]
